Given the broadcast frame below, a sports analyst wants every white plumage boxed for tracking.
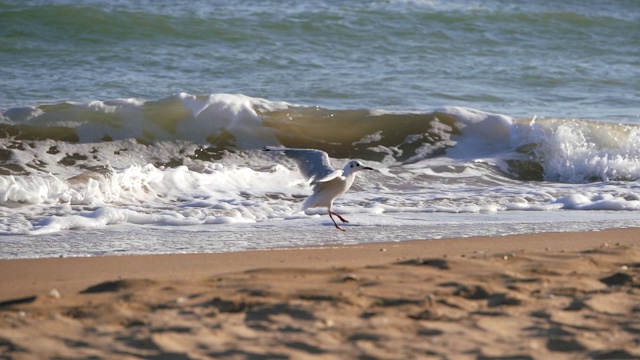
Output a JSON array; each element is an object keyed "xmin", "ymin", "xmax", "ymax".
[{"xmin": 264, "ymin": 146, "xmax": 373, "ymax": 231}]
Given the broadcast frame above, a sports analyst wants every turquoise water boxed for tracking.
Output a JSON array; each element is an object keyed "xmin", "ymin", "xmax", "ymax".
[{"xmin": 2, "ymin": 0, "xmax": 638, "ymax": 119}]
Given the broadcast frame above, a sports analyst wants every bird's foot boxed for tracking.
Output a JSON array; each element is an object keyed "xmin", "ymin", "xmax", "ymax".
[
  {"xmin": 329, "ymin": 212, "xmax": 348, "ymax": 231},
  {"xmin": 330, "ymin": 211, "xmax": 349, "ymax": 223}
]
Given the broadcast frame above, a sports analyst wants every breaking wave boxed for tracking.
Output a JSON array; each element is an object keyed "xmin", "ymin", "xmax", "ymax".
[{"xmin": 2, "ymin": 93, "xmax": 640, "ymax": 183}]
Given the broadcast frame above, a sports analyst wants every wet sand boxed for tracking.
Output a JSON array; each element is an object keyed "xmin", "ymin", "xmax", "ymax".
[{"xmin": 1, "ymin": 228, "xmax": 640, "ymax": 359}]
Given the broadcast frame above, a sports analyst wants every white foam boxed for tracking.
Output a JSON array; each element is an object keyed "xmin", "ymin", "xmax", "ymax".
[
  {"xmin": 0, "ymin": 159, "xmax": 308, "ymax": 234},
  {"xmin": 3, "ymin": 93, "xmax": 290, "ymax": 146},
  {"xmin": 2, "ymin": 106, "xmax": 44, "ymax": 123},
  {"xmin": 511, "ymin": 118, "xmax": 640, "ymax": 182},
  {"xmin": 434, "ymin": 106, "xmax": 514, "ymax": 158},
  {"xmin": 177, "ymin": 93, "xmax": 289, "ymax": 147}
]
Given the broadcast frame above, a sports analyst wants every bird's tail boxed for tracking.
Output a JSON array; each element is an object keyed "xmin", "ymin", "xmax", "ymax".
[{"xmin": 301, "ymin": 196, "xmax": 313, "ymax": 211}]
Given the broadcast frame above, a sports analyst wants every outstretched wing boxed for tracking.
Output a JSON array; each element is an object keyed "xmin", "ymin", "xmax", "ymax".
[{"xmin": 264, "ymin": 146, "xmax": 342, "ymax": 183}]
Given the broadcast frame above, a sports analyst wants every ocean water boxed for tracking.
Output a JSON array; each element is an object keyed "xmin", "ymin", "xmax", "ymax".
[{"xmin": 1, "ymin": 0, "xmax": 639, "ymax": 259}]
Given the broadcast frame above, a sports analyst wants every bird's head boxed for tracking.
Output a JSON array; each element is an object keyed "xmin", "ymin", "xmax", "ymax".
[{"xmin": 343, "ymin": 160, "xmax": 374, "ymax": 175}]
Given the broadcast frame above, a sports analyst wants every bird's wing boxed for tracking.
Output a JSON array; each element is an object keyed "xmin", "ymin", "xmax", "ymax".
[{"xmin": 264, "ymin": 147, "xmax": 341, "ymax": 183}]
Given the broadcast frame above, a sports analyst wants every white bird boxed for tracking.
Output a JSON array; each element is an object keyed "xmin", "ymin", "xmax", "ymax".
[{"xmin": 264, "ymin": 146, "xmax": 373, "ymax": 231}]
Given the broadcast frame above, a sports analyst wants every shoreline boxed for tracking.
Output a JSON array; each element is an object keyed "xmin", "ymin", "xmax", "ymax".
[
  {"xmin": 1, "ymin": 227, "xmax": 639, "ymax": 300},
  {"xmin": 1, "ymin": 228, "xmax": 640, "ymax": 358}
]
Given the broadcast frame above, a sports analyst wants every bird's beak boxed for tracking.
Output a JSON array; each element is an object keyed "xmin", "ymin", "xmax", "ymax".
[{"xmin": 363, "ymin": 166, "xmax": 374, "ymax": 170}]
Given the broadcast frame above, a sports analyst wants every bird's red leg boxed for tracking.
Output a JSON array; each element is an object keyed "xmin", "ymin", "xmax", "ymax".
[
  {"xmin": 329, "ymin": 212, "xmax": 346, "ymax": 231},
  {"xmin": 330, "ymin": 211, "xmax": 349, "ymax": 223}
]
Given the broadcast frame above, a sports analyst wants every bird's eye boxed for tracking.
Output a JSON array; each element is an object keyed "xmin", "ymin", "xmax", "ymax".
[
  {"xmin": 356, "ymin": 163, "xmax": 360, "ymax": 167},
  {"xmin": 350, "ymin": 164, "xmax": 353, "ymax": 168}
]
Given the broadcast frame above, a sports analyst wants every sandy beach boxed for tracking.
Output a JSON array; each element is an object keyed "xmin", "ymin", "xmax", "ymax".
[{"xmin": 1, "ymin": 228, "xmax": 640, "ymax": 359}]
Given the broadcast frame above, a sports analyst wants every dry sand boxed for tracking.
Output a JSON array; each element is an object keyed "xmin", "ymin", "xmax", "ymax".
[{"xmin": 1, "ymin": 228, "xmax": 640, "ymax": 359}]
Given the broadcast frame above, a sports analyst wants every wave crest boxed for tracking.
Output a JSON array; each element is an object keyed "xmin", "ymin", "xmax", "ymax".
[{"xmin": 2, "ymin": 93, "xmax": 640, "ymax": 183}]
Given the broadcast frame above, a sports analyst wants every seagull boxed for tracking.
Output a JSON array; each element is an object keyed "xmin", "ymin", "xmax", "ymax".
[{"xmin": 264, "ymin": 146, "xmax": 373, "ymax": 231}]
